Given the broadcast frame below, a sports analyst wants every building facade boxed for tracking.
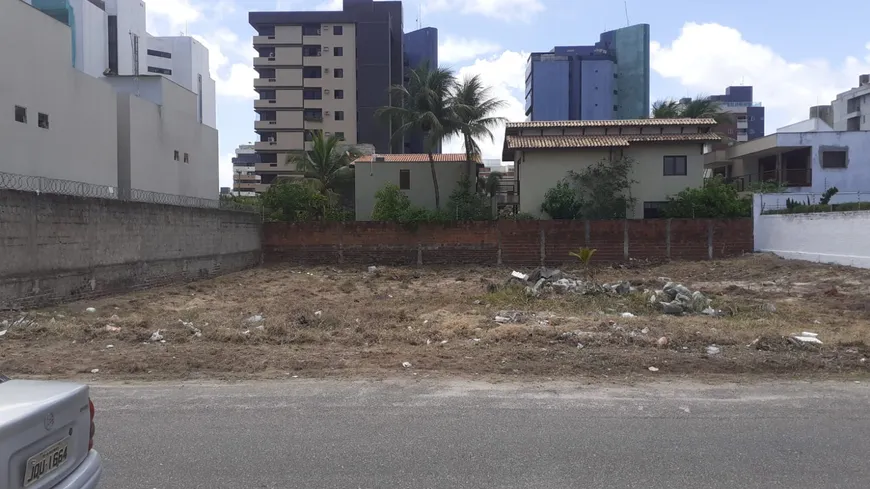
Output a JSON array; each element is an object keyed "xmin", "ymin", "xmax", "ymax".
[
  {"xmin": 830, "ymin": 74, "xmax": 870, "ymax": 131},
  {"xmin": 249, "ymin": 0, "xmax": 404, "ymax": 189},
  {"xmin": 703, "ymin": 86, "xmax": 764, "ymax": 146},
  {"xmin": 403, "ymin": 26, "xmax": 439, "ymax": 154},
  {"xmin": 145, "ymin": 36, "xmax": 217, "ymax": 129},
  {"xmin": 525, "ymin": 24, "xmax": 650, "ymax": 122},
  {"xmin": 502, "ymin": 119, "xmax": 720, "ymax": 219},
  {"xmin": 232, "ymin": 144, "xmax": 261, "ymax": 196}
]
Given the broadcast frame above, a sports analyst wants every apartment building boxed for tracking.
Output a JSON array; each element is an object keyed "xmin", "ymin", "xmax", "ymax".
[
  {"xmin": 525, "ymin": 24, "xmax": 650, "ymax": 121},
  {"xmin": 403, "ymin": 26, "xmax": 439, "ymax": 154},
  {"xmin": 831, "ymin": 74, "xmax": 870, "ymax": 131},
  {"xmin": 248, "ymin": 0, "xmax": 404, "ymax": 188},
  {"xmin": 694, "ymin": 86, "xmax": 765, "ymax": 152},
  {"xmin": 232, "ymin": 144, "xmax": 261, "ymax": 196}
]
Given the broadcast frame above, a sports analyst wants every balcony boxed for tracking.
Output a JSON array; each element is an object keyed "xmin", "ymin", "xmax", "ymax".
[
  {"xmin": 253, "ymin": 56, "xmax": 277, "ymax": 67},
  {"xmin": 254, "ymin": 77, "xmax": 278, "ymax": 88},
  {"xmin": 253, "ymin": 35, "xmax": 276, "ymax": 45},
  {"xmin": 254, "ymin": 98, "xmax": 277, "ymax": 109},
  {"xmin": 736, "ymin": 120, "xmax": 748, "ymax": 129},
  {"xmin": 255, "ymin": 120, "xmax": 278, "ymax": 130},
  {"xmin": 254, "ymin": 140, "xmax": 279, "ymax": 151}
]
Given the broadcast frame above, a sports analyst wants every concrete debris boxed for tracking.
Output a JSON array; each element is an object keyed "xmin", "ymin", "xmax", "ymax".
[
  {"xmin": 801, "ymin": 331, "xmax": 819, "ymax": 337},
  {"xmin": 368, "ymin": 266, "xmax": 379, "ymax": 273},
  {"xmin": 494, "ymin": 310, "xmax": 527, "ymax": 324},
  {"xmin": 106, "ymin": 345, "xmax": 114, "ymax": 349},
  {"xmin": 85, "ymin": 307, "xmax": 97, "ymax": 314},
  {"xmin": 179, "ymin": 320, "xmax": 202, "ymax": 337},
  {"xmin": 511, "ymin": 271, "xmax": 529, "ymax": 281},
  {"xmin": 640, "ymin": 327, "xmax": 649, "ymax": 334},
  {"xmin": 255, "ymin": 325, "xmax": 265, "ymax": 331},
  {"xmin": 109, "ymin": 314, "xmax": 120, "ymax": 321},
  {"xmin": 90, "ymin": 369, "xmax": 100, "ymax": 374},
  {"xmin": 241, "ymin": 330, "xmax": 250, "ymax": 335},
  {"xmin": 614, "ymin": 281, "xmax": 632, "ymax": 295},
  {"xmin": 657, "ymin": 277, "xmax": 672, "ymax": 284},
  {"xmin": 0, "ymin": 330, "xmax": 6, "ymax": 337},
  {"xmin": 656, "ymin": 336, "xmax": 669, "ymax": 348},
  {"xmin": 402, "ymin": 361, "xmax": 412, "ymax": 368},
  {"xmin": 105, "ymin": 325, "xmax": 121, "ymax": 332},
  {"xmin": 648, "ymin": 366, "xmax": 659, "ymax": 372},
  {"xmin": 621, "ymin": 312, "xmax": 636, "ymax": 318},
  {"xmin": 660, "ymin": 301, "xmax": 684, "ymax": 315},
  {"xmin": 441, "ymin": 340, "xmax": 448, "ymax": 345},
  {"xmin": 706, "ymin": 345, "xmax": 722, "ymax": 355},
  {"xmin": 244, "ymin": 314, "xmax": 264, "ymax": 324},
  {"xmin": 0, "ymin": 320, "xmax": 7, "ymax": 328},
  {"xmin": 149, "ymin": 330, "xmax": 164, "ymax": 342},
  {"xmin": 701, "ymin": 307, "xmax": 721, "ymax": 317},
  {"xmin": 791, "ymin": 334, "xmax": 823, "ymax": 345},
  {"xmin": 762, "ymin": 302, "xmax": 777, "ymax": 313},
  {"xmin": 314, "ymin": 310, "xmax": 322, "ymax": 319}
]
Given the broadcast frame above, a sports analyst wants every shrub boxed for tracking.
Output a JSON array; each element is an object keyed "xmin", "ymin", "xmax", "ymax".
[
  {"xmin": 261, "ymin": 180, "xmax": 332, "ymax": 222},
  {"xmin": 371, "ymin": 184, "xmax": 444, "ymax": 224},
  {"xmin": 662, "ymin": 176, "xmax": 752, "ymax": 218},
  {"xmin": 541, "ymin": 180, "xmax": 582, "ymax": 219},
  {"xmin": 447, "ymin": 178, "xmax": 491, "ymax": 221}
]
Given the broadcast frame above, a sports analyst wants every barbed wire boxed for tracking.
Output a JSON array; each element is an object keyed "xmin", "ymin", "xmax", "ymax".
[{"xmin": 0, "ymin": 171, "xmax": 260, "ymax": 213}]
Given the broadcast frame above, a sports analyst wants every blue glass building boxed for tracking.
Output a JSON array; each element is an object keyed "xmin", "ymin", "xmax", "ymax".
[
  {"xmin": 403, "ymin": 27, "xmax": 439, "ymax": 154},
  {"xmin": 525, "ymin": 24, "xmax": 650, "ymax": 121}
]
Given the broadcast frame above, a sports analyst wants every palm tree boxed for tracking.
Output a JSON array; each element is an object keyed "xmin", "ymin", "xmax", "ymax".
[
  {"xmin": 650, "ymin": 99, "xmax": 682, "ymax": 118},
  {"xmin": 451, "ymin": 76, "xmax": 508, "ymax": 180},
  {"xmin": 375, "ymin": 64, "xmax": 459, "ymax": 211},
  {"xmin": 651, "ymin": 96, "xmax": 732, "ymax": 125},
  {"xmin": 287, "ymin": 130, "xmax": 361, "ymax": 195},
  {"xmin": 482, "ymin": 171, "xmax": 503, "ymax": 219}
]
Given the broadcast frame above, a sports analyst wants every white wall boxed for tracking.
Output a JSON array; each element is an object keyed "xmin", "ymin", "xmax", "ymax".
[
  {"xmin": 753, "ymin": 206, "xmax": 870, "ymax": 269},
  {"xmin": 777, "ymin": 131, "xmax": 870, "ymax": 193},
  {"xmin": 69, "ymin": 0, "xmax": 108, "ymax": 78},
  {"xmin": 113, "ymin": 77, "xmax": 219, "ymax": 199},
  {"xmin": 145, "ymin": 35, "xmax": 216, "ymax": 128},
  {"xmin": 355, "ymin": 162, "xmax": 467, "ymax": 220},
  {"xmin": 0, "ymin": 0, "xmax": 118, "ymax": 187},
  {"xmin": 105, "ymin": 0, "xmax": 146, "ymax": 76}
]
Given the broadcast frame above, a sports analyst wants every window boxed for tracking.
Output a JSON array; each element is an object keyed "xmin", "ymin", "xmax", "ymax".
[
  {"xmin": 148, "ymin": 66, "xmax": 172, "ymax": 75},
  {"xmin": 821, "ymin": 150, "xmax": 847, "ymax": 169},
  {"xmin": 335, "ymin": 132, "xmax": 345, "ymax": 141},
  {"xmin": 303, "ymin": 88, "xmax": 322, "ymax": 100},
  {"xmin": 304, "ymin": 131, "xmax": 314, "ymax": 142},
  {"xmin": 663, "ymin": 155, "xmax": 687, "ymax": 176},
  {"xmin": 173, "ymin": 150, "xmax": 180, "ymax": 161},
  {"xmin": 334, "ymin": 46, "xmax": 343, "ymax": 56},
  {"xmin": 334, "ymin": 68, "xmax": 344, "ymax": 78},
  {"xmin": 333, "ymin": 25, "xmax": 343, "ymax": 35},
  {"xmin": 183, "ymin": 153, "xmax": 189, "ymax": 164},
  {"xmin": 37, "ymin": 112, "xmax": 49, "ymax": 129},
  {"xmin": 334, "ymin": 110, "xmax": 344, "ymax": 121},
  {"xmin": 643, "ymin": 202, "xmax": 668, "ymax": 219},
  {"xmin": 14, "ymin": 106, "xmax": 26, "ymax": 124},
  {"xmin": 302, "ymin": 45, "xmax": 321, "ymax": 56},
  {"xmin": 303, "ymin": 66, "xmax": 322, "ymax": 78},
  {"xmin": 147, "ymin": 49, "xmax": 172, "ymax": 59},
  {"xmin": 260, "ymin": 153, "xmax": 278, "ymax": 164},
  {"xmin": 302, "ymin": 24, "xmax": 321, "ymax": 36},
  {"xmin": 613, "ymin": 105, "xmax": 618, "ymax": 111},
  {"xmin": 107, "ymin": 16, "xmax": 118, "ymax": 73},
  {"xmin": 334, "ymin": 89, "xmax": 344, "ymax": 99},
  {"xmin": 399, "ymin": 169, "xmax": 411, "ymax": 190}
]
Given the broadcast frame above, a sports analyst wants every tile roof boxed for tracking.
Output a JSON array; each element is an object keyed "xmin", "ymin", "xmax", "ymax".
[
  {"xmin": 505, "ymin": 118, "xmax": 718, "ymax": 129},
  {"xmin": 505, "ymin": 133, "xmax": 720, "ymax": 150},
  {"xmin": 353, "ymin": 153, "xmax": 478, "ymax": 163}
]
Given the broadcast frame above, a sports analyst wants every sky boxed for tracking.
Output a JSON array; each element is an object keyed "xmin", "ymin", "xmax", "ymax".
[{"xmin": 141, "ymin": 0, "xmax": 870, "ymax": 189}]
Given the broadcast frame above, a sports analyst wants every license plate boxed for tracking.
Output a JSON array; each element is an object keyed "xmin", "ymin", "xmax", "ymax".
[{"xmin": 23, "ymin": 438, "xmax": 69, "ymax": 487}]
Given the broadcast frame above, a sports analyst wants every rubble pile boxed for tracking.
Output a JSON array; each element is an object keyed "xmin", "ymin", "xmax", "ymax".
[{"xmin": 648, "ymin": 282, "xmax": 719, "ymax": 316}]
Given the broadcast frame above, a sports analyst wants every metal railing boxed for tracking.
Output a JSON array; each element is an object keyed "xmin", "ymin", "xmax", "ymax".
[
  {"xmin": 758, "ymin": 191, "xmax": 870, "ymax": 214},
  {"xmin": 0, "ymin": 171, "xmax": 259, "ymax": 213}
]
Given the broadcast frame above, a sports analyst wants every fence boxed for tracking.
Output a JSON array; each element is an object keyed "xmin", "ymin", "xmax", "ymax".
[
  {"xmin": 755, "ymin": 191, "xmax": 870, "ymax": 214},
  {"xmin": 0, "ymin": 171, "xmax": 259, "ymax": 213}
]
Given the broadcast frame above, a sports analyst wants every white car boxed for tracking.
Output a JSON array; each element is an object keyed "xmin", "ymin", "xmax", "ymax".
[{"xmin": 0, "ymin": 376, "xmax": 102, "ymax": 489}]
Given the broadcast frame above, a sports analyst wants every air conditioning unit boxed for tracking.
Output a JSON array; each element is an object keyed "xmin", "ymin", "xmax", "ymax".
[
  {"xmin": 324, "ymin": 110, "xmax": 331, "ymax": 116},
  {"xmin": 324, "ymin": 68, "xmax": 330, "ymax": 73},
  {"xmin": 324, "ymin": 89, "xmax": 330, "ymax": 94},
  {"xmin": 324, "ymin": 46, "xmax": 330, "ymax": 51}
]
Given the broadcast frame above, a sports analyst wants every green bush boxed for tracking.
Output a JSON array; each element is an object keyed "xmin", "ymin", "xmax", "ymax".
[
  {"xmin": 541, "ymin": 180, "xmax": 582, "ymax": 219},
  {"xmin": 662, "ymin": 176, "xmax": 752, "ymax": 218},
  {"xmin": 371, "ymin": 184, "xmax": 444, "ymax": 224},
  {"xmin": 261, "ymin": 180, "xmax": 334, "ymax": 222},
  {"xmin": 765, "ymin": 201, "xmax": 870, "ymax": 215},
  {"xmin": 447, "ymin": 178, "xmax": 491, "ymax": 221}
]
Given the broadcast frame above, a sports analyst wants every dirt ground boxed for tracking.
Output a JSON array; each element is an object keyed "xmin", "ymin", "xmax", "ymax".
[{"xmin": 2, "ymin": 253, "xmax": 870, "ymax": 381}]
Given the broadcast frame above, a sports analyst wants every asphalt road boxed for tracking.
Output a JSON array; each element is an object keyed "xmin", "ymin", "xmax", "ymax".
[{"xmin": 92, "ymin": 379, "xmax": 870, "ymax": 489}]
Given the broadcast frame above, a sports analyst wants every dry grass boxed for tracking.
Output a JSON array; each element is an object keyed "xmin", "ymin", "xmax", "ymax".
[{"xmin": 2, "ymin": 254, "xmax": 870, "ymax": 380}]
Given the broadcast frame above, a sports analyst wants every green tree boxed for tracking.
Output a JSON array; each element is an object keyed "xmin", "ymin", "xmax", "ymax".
[
  {"xmin": 541, "ymin": 180, "xmax": 582, "ymax": 219},
  {"xmin": 447, "ymin": 178, "xmax": 490, "ymax": 221},
  {"xmin": 568, "ymin": 156, "xmax": 637, "ymax": 219},
  {"xmin": 261, "ymin": 180, "xmax": 328, "ymax": 222},
  {"xmin": 371, "ymin": 184, "xmax": 441, "ymax": 224},
  {"xmin": 483, "ymin": 171, "xmax": 504, "ymax": 219},
  {"xmin": 651, "ymin": 96, "xmax": 733, "ymax": 125},
  {"xmin": 376, "ymin": 64, "xmax": 459, "ymax": 211},
  {"xmin": 450, "ymin": 76, "xmax": 508, "ymax": 179},
  {"xmin": 662, "ymin": 176, "xmax": 752, "ymax": 218},
  {"xmin": 287, "ymin": 130, "xmax": 361, "ymax": 195}
]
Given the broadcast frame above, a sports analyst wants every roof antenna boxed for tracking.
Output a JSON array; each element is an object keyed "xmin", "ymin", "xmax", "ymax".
[
  {"xmin": 418, "ymin": 1, "xmax": 423, "ymax": 29},
  {"xmin": 624, "ymin": 1, "xmax": 630, "ymax": 26}
]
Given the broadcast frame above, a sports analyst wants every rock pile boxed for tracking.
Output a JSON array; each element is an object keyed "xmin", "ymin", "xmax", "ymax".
[{"xmin": 648, "ymin": 282, "xmax": 717, "ymax": 316}]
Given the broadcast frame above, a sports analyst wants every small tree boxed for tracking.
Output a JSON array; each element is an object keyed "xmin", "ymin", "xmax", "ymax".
[
  {"xmin": 662, "ymin": 176, "xmax": 751, "ymax": 218},
  {"xmin": 447, "ymin": 178, "xmax": 490, "ymax": 221},
  {"xmin": 541, "ymin": 180, "xmax": 582, "ymax": 219},
  {"xmin": 261, "ymin": 180, "xmax": 328, "ymax": 222}
]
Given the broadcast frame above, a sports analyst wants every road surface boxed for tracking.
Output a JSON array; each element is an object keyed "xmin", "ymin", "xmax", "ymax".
[{"xmin": 92, "ymin": 379, "xmax": 870, "ymax": 489}]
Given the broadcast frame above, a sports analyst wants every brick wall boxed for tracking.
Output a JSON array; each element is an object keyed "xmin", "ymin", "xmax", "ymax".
[
  {"xmin": 0, "ymin": 190, "xmax": 262, "ymax": 308},
  {"xmin": 263, "ymin": 219, "xmax": 753, "ymax": 266}
]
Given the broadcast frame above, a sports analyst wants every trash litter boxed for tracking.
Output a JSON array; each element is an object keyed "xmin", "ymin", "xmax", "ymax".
[
  {"xmin": 314, "ymin": 311, "xmax": 322, "ymax": 319},
  {"xmin": 472, "ymin": 338, "xmax": 481, "ymax": 343},
  {"xmin": 255, "ymin": 325, "xmax": 265, "ymax": 331},
  {"xmin": 149, "ymin": 330, "xmax": 164, "ymax": 342},
  {"xmin": 706, "ymin": 345, "xmax": 722, "ymax": 355},
  {"xmin": 109, "ymin": 314, "xmax": 120, "ymax": 321},
  {"xmin": 402, "ymin": 361, "xmax": 412, "ymax": 368},
  {"xmin": 90, "ymin": 369, "xmax": 100, "ymax": 374},
  {"xmin": 0, "ymin": 330, "xmax": 7, "ymax": 337},
  {"xmin": 621, "ymin": 312, "xmax": 636, "ymax": 318},
  {"xmin": 105, "ymin": 325, "xmax": 121, "ymax": 332},
  {"xmin": 368, "ymin": 266, "xmax": 378, "ymax": 273},
  {"xmin": 511, "ymin": 271, "xmax": 529, "ymax": 281},
  {"xmin": 85, "ymin": 307, "xmax": 97, "ymax": 313},
  {"xmin": 576, "ymin": 343, "xmax": 585, "ymax": 349},
  {"xmin": 648, "ymin": 366, "xmax": 660, "ymax": 372},
  {"xmin": 656, "ymin": 336, "xmax": 669, "ymax": 348},
  {"xmin": 801, "ymin": 332, "xmax": 819, "ymax": 337},
  {"xmin": 440, "ymin": 340, "xmax": 448, "ymax": 345},
  {"xmin": 640, "ymin": 327, "xmax": 649, "ymax": 334},
  {"xmin": 106, "ymin": 345, "xmax": 114, "ymax": 349},
  {"xmin": 791, "ymin": 335, "xmax": 822, "ymax": 345},
  {"xmin": 244, "ymin": 314, "xmax": 264, "ymax": 324}
]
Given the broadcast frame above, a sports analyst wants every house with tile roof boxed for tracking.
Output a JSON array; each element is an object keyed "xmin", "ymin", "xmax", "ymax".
[
  {"xmin": 502, "ymin": 118, "xmax": 721, "ymax": 218},
  {"xmin": 351, "ymin": 153, "xmax": 483, "ymax": 220}
]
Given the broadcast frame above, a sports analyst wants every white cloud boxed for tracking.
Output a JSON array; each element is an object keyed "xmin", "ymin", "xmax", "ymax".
[
  {"xmin": 424, "ymin": 0, "xmax": 544, "ymax": 22},
  {"xmin": 192, "ymin": 30, "xmax": 257, "ymax": 100},
  {"xmin": 144, "ymin": 0, "xmax": 201, "ymax": 34},
  {"xmin": 439, "ymin": 37, "xmax": 501, "ymax": 65},
  {"xmin": 443, "ymin": 51, "xmax": 528, "ymax": 161},
  {"xmin": 651, "ymin": 22, "xmax": 870, "ymax": 132}
]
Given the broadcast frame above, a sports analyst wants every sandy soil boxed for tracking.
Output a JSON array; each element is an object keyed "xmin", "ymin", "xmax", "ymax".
[{"xmin": 2, "ymin": 253, "xmax": 869, "ymax": 381}]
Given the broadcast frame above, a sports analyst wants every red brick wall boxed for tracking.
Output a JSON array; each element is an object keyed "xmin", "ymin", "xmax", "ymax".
[{"xmin": 263, "ymin": 219, "xmax": 753, "ymax": 266}]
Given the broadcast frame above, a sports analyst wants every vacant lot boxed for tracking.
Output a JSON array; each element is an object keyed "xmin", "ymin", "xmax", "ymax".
[{"xmin": 2, "ymin": 254, "xmax": 870, "ymax": 380}]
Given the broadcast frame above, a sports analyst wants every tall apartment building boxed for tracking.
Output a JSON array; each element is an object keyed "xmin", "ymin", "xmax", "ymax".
[
  {"xmin": 403, "ymin": 26, "xmax": 439, "ymax": 154},
  {"xmin": 699, "ymin": 86, "xmax": 764, "ymax": 146},
  {"xmin": 232, "ymin": 144, "xmax": 261, "ymax": 196},
  {"xmin": 830, "ymin": 74, "xmax": 870, "ymax": 131},
  {"xmin": 248, "ymin": 0, "xmax": 404, "ymax": 188},
  {"xmin": 525, "ymin": 24, "xmax": 650, "ymax": 121}
]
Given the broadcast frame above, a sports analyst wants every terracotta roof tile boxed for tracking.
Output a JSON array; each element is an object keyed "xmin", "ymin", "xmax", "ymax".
[
  {"xmin": 353, "ymin": 153, "xmax": 478, "ymax": 163},
  {"xmin": 505, "ymin": 133, "xmax": 721, "ymax": 151},
  {"xmin": 505, "ymin": 118, "xmax": 718, "ymax": 129}
]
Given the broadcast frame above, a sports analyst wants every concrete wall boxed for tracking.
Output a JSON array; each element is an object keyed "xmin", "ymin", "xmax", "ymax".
[
  {"xmin": 355, "ymin": 162, "xmax": 467, "ymax": 220},
  {"xmin": 753, "ymin": 203, "xmax": 870, "ymax": 268},
  {"xmin": 778, "ymin": 131, "xmax": 870, "ymax": 193},
  {"xmin": 0, "ymin": 190, "xmax": 261, "ymax": 308},
  {"xmin": 0, "ymin": 0, "xmax": 118, "ymax": 187},
  {"xmin": 518, "ymin": 143, "xmax": 707, "ymax": 218},
  {"xmin": 70, "ymin": 0, "xmax": 108, "ymax": 78},
  {"xmin": 146, "ymin": 35, "xmax": 217, "ymax": 129},
  {"xmin": 105, "ymin": 0, "xmax": 146, "ymax": 76}
]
